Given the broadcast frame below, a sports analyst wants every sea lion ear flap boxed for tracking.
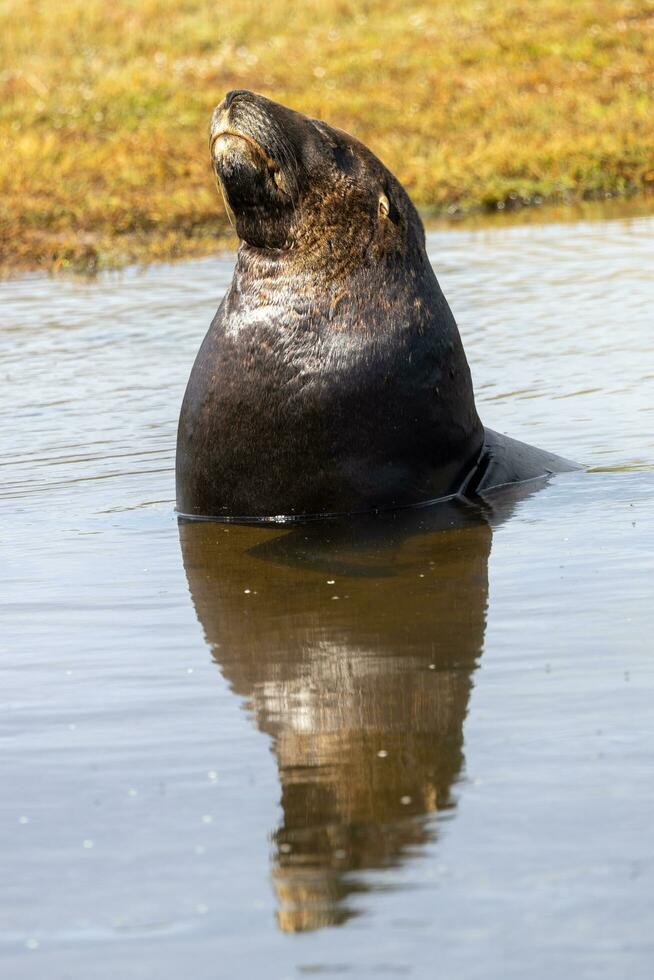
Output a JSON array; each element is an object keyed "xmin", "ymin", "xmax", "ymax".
[{"xmin": 378, "ymin": 186, "xmax": 400, "ymax": 224}]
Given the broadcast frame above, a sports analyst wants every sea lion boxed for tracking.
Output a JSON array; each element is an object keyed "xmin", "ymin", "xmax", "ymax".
[{"xmin": 176, "ymin": 90, "xmax": 577, "ymax": 521}]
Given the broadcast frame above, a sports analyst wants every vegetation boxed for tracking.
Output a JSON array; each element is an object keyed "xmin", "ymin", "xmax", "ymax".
[{"xmin": 1, "ymin": 0, "xmax": 653, "ymax": 272}]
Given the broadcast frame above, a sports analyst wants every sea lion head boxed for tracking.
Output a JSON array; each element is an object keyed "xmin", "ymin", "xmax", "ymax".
[{"xmin": 209, "ymin": 90, "xmax": 424, "ymax": 261}]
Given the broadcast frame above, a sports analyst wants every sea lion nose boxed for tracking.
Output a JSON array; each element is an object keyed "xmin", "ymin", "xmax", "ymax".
[{"xmin": 223, "ymin": 89, "xmax": 250, "ymax": 111}]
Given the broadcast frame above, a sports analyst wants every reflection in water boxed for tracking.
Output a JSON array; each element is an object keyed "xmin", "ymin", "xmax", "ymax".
[{"xmin": 180, "ymin": 497, "xmax": 520, "ymax": 932}]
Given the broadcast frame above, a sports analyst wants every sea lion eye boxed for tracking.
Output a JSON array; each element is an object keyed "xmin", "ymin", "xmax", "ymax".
[{"xmin": 378, "ymin": 193, "xmax": 390, "ymax": 218}]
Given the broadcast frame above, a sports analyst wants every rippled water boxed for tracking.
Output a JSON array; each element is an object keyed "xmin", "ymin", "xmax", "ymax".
[{"xmin": 2, "ymin": 213, "xmax": 653, "ymax": 979}]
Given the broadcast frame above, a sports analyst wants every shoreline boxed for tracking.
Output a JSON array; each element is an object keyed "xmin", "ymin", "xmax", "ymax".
[{"xmin": 4, "ymin": 190, "xmax": 654, "ymax": 281}]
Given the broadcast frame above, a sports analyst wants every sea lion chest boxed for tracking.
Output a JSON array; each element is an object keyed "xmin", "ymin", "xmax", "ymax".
[{"xmin": 176, "ymin": 264, "xmax": 480, "ymax": 518}]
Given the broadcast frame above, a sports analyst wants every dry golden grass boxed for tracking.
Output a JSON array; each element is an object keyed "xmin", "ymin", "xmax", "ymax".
[{"xmin": 2, "ymin": 0, "xmax": 653, "ymax": 272}]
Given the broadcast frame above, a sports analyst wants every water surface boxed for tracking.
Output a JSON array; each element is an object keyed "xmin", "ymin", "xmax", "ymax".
[{"xmin": 2, "ymin": 212, "xmax": 653, "ymax": 979}]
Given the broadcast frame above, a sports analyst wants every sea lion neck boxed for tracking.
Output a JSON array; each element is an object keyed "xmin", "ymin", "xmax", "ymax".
[
  {"xmin": 233, "ymin": 240, "xmax": 368, "ymax": 295},
  {"xmin": 234, "ymin": 242, "xmax": 287, "ymax": 282},
  {"xmin": 233, "ymin": 234, "xmax": 428, "ymax": 298}
]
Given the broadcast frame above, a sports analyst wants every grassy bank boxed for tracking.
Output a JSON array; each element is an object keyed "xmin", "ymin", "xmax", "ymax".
[{"xmin": 2, "ymin": 0, "xmax": 653, "ymax": 272}]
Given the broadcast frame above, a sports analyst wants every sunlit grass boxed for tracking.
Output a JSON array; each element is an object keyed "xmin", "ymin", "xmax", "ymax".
[{"xmin": 2, "ymin": 0, "xmax": 653, "ymax": 271}]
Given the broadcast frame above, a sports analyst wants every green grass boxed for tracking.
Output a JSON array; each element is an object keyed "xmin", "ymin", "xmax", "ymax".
[{"xmin": 1, "ymin": 0, "xmax": 653, "ymax": 272}]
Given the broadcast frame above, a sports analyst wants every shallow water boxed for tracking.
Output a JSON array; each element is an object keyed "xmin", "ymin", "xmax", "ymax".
[{"xmin": 2, "ymin": 212, "xmax": 653, "ymax": 979}]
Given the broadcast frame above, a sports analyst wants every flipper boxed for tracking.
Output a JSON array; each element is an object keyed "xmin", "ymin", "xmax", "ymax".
[{"xmin": 462, "ymin": 427, "xmax": 580, "ymax": 496}]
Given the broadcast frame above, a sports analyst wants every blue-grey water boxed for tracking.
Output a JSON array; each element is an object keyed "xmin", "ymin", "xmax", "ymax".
[{"xmin": 2, "ymin": 213, "xmax": 653, "ymax": 979}]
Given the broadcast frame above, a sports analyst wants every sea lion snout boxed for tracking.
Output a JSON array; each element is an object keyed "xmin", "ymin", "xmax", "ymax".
[
  {"xmin": 208, "ymin": 91, "xmax": 310, "ymax": 249},
  {"xmin": 210, "ymin": 89, "xmax": 257, "ymax": 141},
  {"xmin": 209, "ymin": 89, "xmax": 298, "ymax": 248},
  {"xmin": 209, "ymin": 90, "xmax": 288, "ymax": 156},
  {"xmin": 211, "ymin": 88, "xmax": 249, "ymax": 124},
  {"xmin": 222, "ymin": 88, "xmax": 249, "ymax": 111}
]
